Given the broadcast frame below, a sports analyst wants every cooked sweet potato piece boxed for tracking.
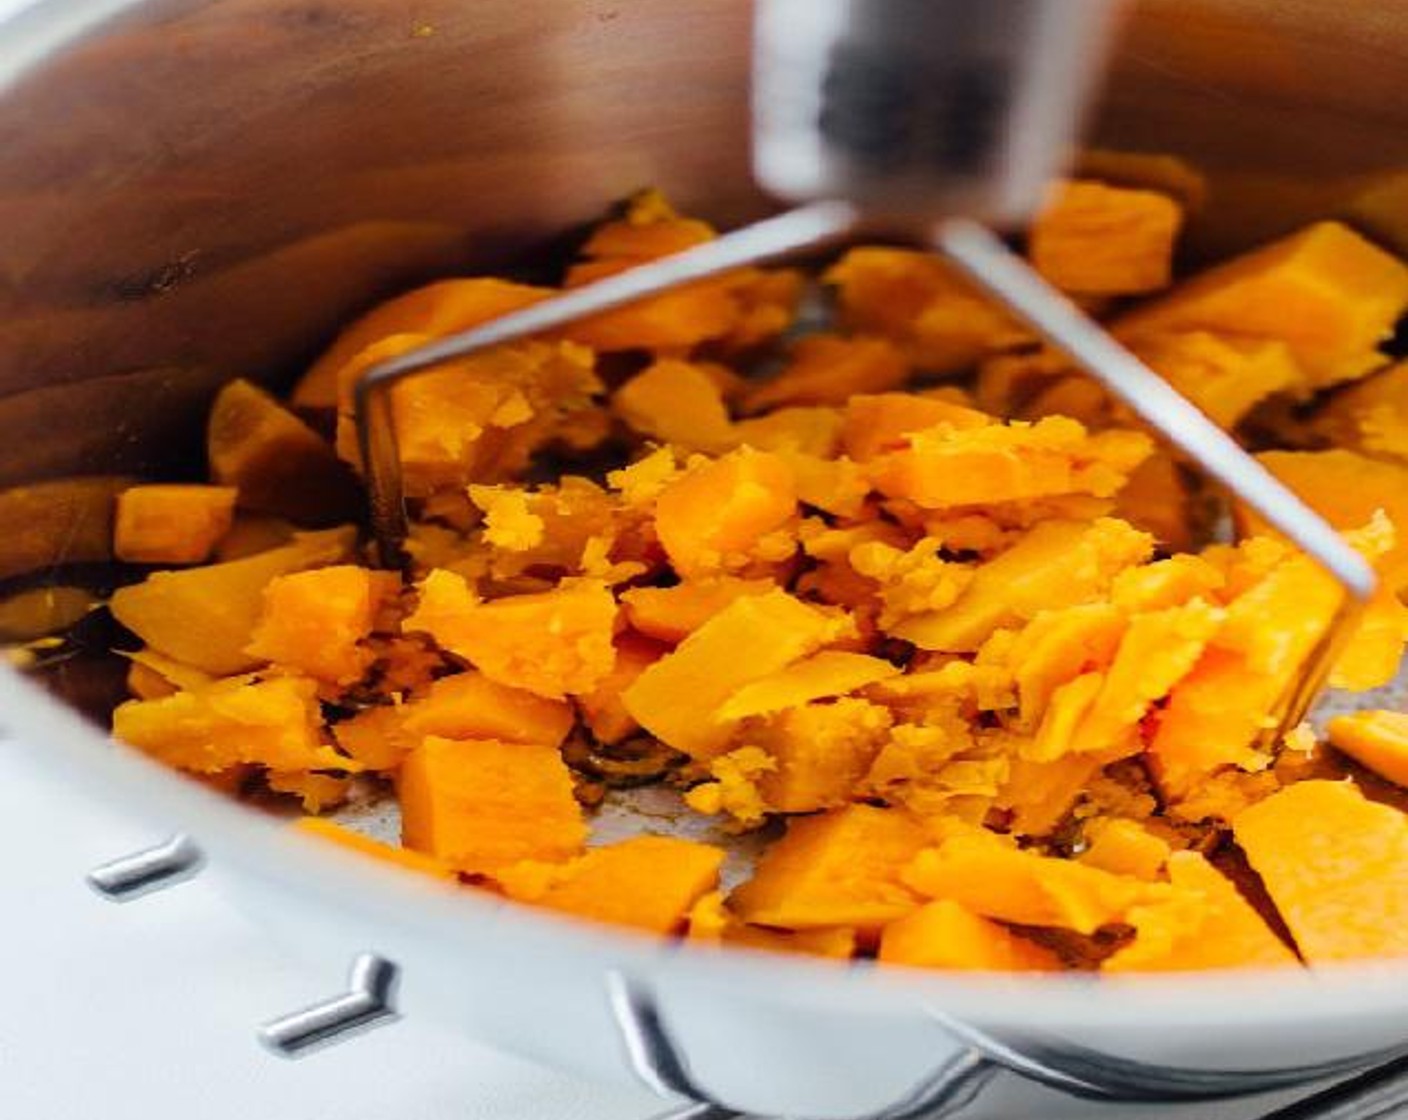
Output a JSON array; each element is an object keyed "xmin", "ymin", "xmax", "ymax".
[
  {"xmin": 715, "ymin": 651, "xmax": 899, "ymax": 722},
  {"xmin": 1030, "ymin": 180, "xmax": 1183, "ymax": 296},
  {"xmin": 869, "ymin": 416, "xmax": 1151, "ymax": 510},
  {"xmin": 404, "ymin": 571, "xmax": 617, "ymax": 699},
  {"xmin": 1308, "ymin": 359, "xmax": 1408, "ymax": 465},
  {"xmin": 294, "ymin": 817, "xmax": 456, "ymax": 880},
  {"xmin": 292, "ymin": 277, "xmax": 554, "ymax": 408},
  {"xmin": 653, "ymin": 447, "xmax": 798, "ymax": 579},
  {"xmin": 330, "ymin": 704, "xmax": 412, "ymax": 772},
  {"xmin": 109, "ymin": 526, "xmax": 356, "ymax": 676},
  {"xmin": 575, "ymin": 632, "xmax": 667, "ymax": 745},
  {"xmin": 399, "ymin": 736, "xmax": 586, "ymax": 873},
  {"xmin": 622, "ymin": 588, "xmax": 849, "ymax": 759},
  {"xmin": 0, "ymin": 475, "xmax": 131, "ymax": 580},
  {"xmin": 733, "ymin": 406, "xmax": 845, "ymax": 458},
  {"xmin": 246, "ymin": 565, "xmax": 399, "ymax": 685},
  {"xmin": 1078, "ymin": 818, "xmax": 1172, "ymax": 881},
  {"xmin": 208, "ymin": 379, "xmax": 361, "ymax": 524},
  {"xmin": 744, "ymin": 334, "xmax": 910, "ymax": 413},
  {"xmin": 1102, "ymin": 852, "xmax": 1298, "ymax": 972},
  {"xmin": 1246, "ymin": 450, "xmax": 1408, "ymax": 591},
  {"xmin": 113, "ymin": 675, "xmax": 347, "ymax": 774},
  {"xmin": 1114, "ymin": 221, "xmax": 1408, "ymax": 388},
  {"xmin": 1327, "ymin": 711, "xmax": 1408, "ymax": 787},
  {"xmin": 903, "ymin": 832, "xmax": 1158, "ymax": 934},
  {"xmin": 894, "ymin": 518, "xmax": 1153, "ymax": 652},
  {"xmin": 611, "ymin": 358, "xmax": 736, "ymax": 453},
  {"xmin": 730, "ymin": 805, "xmax": 926, "ymax": 931},
  {"xmin": 113, "ymin": 484, "xmax": 238, "ymax": 565},
  {"xmin": 1234, "ymin": 780, "xmax": 1408, "ymax": 963},
  {"xmin": 995, "ymin": 752, "xmax": 1111, "ymax": 838},
  {"xmin": 1132, "ymin": 332, "xmax": 1302, "ymax": 429},
  {"xmin": 824, "ymin": 247, "xmax": 1030, "ymax": 372},
  {"xmin": 879, "ymin": 899, "xmax": 1062, "ymax": 971},
  {"xmin": 621, "ymin": 577, "xmax": 776, "ymax": 644},
  {"xmin": 841, "ymin": 392, "xmax": 991, "ymax": 463},
  {"xmin": 401, "ymin": 669, "xmax": 575, "ymax": 748},
  {"xmin": 496, "ymin": 835, "xmax": 724, "ymax": 934}
]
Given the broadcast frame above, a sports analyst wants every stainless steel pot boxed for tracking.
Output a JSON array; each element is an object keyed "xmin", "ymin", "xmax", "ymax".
[{"xmin": 2, "ymin": 2, "xmax": 1407, "ymax": 1117}]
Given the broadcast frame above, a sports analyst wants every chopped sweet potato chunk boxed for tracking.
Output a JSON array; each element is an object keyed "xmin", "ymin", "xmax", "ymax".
[
  {"xmin": 612, "ymin": 358, "xmax": 736, "ymax": 453},
  {"xmin": 1030, "ymin": 180, "xmax": 1183, "ymax": 296},
  {"xmin": 404, "ymin": 571, "xmax": 617, "ymax": 699},
  {"xmin": 903, "ymin": 832, "xmax": 1159, "ymax": 934},
  {"xmin": 1327, "ymin": 711, "xmax": 1408, "ymax": 787},
  {"xmin": 653, "ymin": 447, "xmax": 798, "ymax": 579},
  {"xmin": 399, "ymin": 736, "xmax": 586, "ymax": 873},
  {"xmin": 744, "ymin": 334, "xmax": 910, "ymax": 413},
  {"xmin": 879, "ymin": 899, "xmax": 1062, "ymax": 971},
  {"xmin": 825, "ymin": 247, "xmax": 1030, "ymax": 372},
  {"xmin": 841, "ymin": 392, "xmax": 991, "ymax": 463},
  {"xmin": 895, "ymin": 519, "xmax": 1153, "ymax": 652},
  {"xmin": 496, "ymin": 835, "xmax": 724, "ymax": 934},
  {"xmin": 1102, "ymin": 852, "xmax": 1297, "ymax": 972},
  {"xmin": 109, "ymin": 527, "xmax": 356, "ymax": 676},
  {"xmin": 400, "ymin": 670, "xmax": 575, "ymax": 748},
  {"xmin": 246, "ymin": 565, "xmax": 399, "ymax": 685},
  {"xmin": 1234, "ymin": 780, "xmax": 1408, "ymax": 963},
  {"xmin": 574, "ymin": 633, "xmax": 666, "ymax": 745},
  {"xmin": 622, "ymin": 589, "xmax": 850, "ymax": 759},
  {"xmin": 715, "ymin": 651, "xmax": 899, "ymax": 722},
  {"xmin": 1114, "ymin": 221, "xmax": 1408, "ymax": 389},
  {"xmin": 1308, "ymin": 359, "xmax": 1408, "ymax": 466},
  {"xmin": 114, "ymin": 485, "xmax": 238, "ymax": 565},
  {"xmin": 1246, "ymin": 450, "xmax": 1408, "ymax": 591},
  {"xmin": 730, "ymin": 805, "xmax": 926, "ymax": 931},
  {"xmin": 113, "ymin": 675, "xmax": 347, "ymax": 774},
  {"xmin": 620, "ymin": 577, "xmax": 775, "ymax": 644}
]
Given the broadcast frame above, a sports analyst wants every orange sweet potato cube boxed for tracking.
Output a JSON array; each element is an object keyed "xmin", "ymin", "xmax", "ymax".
[
  {"xmin": 621, "ymin": 577, "xmax": 776, "ymax": 644},
  {"xmin": 894, "ymin": 518, "xmax": 1153, "ymax": 653},
  {"xmin": 653, "ymin": 448, "xmax": 798, "ymax": 579},
  {"xmin": 499, "ymin": 835, "xmax": 724, "ymax": 934},
  {"xmin": 1327, "ymin": 711, "xmax": 1408, "ymax": 787},
  {"xmin": 1234, "ymin": 780, "xmax": 1408, "ymax": 963},
  {"xmin": 1077, "ymin": 818, "xmax": 1171, "ymax": 881},
  {"xmin": 114, "ymin": 485, "xmax": 238, "ymax": 565},
  {"xmin": 824, "ymin": 247, "xmax": 1030, "ymax": 373},
  {"xmin": 1030, "ymin": 180, "xmax": 1183, "ymax": 296},
  {"xmin": 751, "ymin": 699, "xmax": 893, "ymax": 813},
  {"xmin": 294, "ymin": 817, "xmax": 456, "ymax": 880},
  {"xmin": 400, "ymin": 669, "xmax": 575, "ymax": 748},
  {"xmin": 622, "ymin": 588, "xmax": 849, "ymax": 759},
  {"xmin": 878, "ymin": 899, "xmax": 1062, "ymax": 971},
  {"xmin": 576, "ymin": 633, "xmax": 668, "ymax": 745},
  {"xmin": 331, "ymin": 705, "xmax": 412, "ymax": 772},
  {"xmin": 611, "ymin": 358, "xmax": 736, "ymax": 453},
  {"xmin": 1102, "ymin": 852, "xmax": 1298, "ymax": 972},
  {"xmin": 729, "ymin": 805, "xmax": 926, "ymax": 931},
  {"xmin": 1130, "ymin": 332, "xmax": 1301, "ymax": 429},
  {"xmin": 293, "ymin": 277, "xmax": 553, "ymax": 408},
  {"xmin": 399, "ymin": 736, "xmax": 586, "ymax": 874},
  {"xmin": 1114, "ymin": 221, "xmax": 1408, "ymax": 388},
  {"xmin": 869, "ymin": 417, "xmax": 1151, "ymax": 510},
  {"xmin": 841, "ymin": 392, "xmax": 991, "ymax": 463},
  {"xmin": 902, "ymin": 832, "xmax": 1157, "ymax": 934},
  {"xmin": 112, "ymin": 675, "xmax": 348, "ymax": 774},
  {"xmin": 1246, "ymin": 450, "xmax": 1408, "ymax": 592},
  {"xmin": 246, "ymin": 565, "xmax": 400, "ymax": 686},
  {"xmin": 404, "ymin": 571, "xmax": 618, "ymax": 699},
  {"xmin": 744, "ymin": 334, "xmax": 910, "ymax": 413},
  {"xmin": 109, "ymin": 526, "xmax": 355, "ymax": 676}
]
